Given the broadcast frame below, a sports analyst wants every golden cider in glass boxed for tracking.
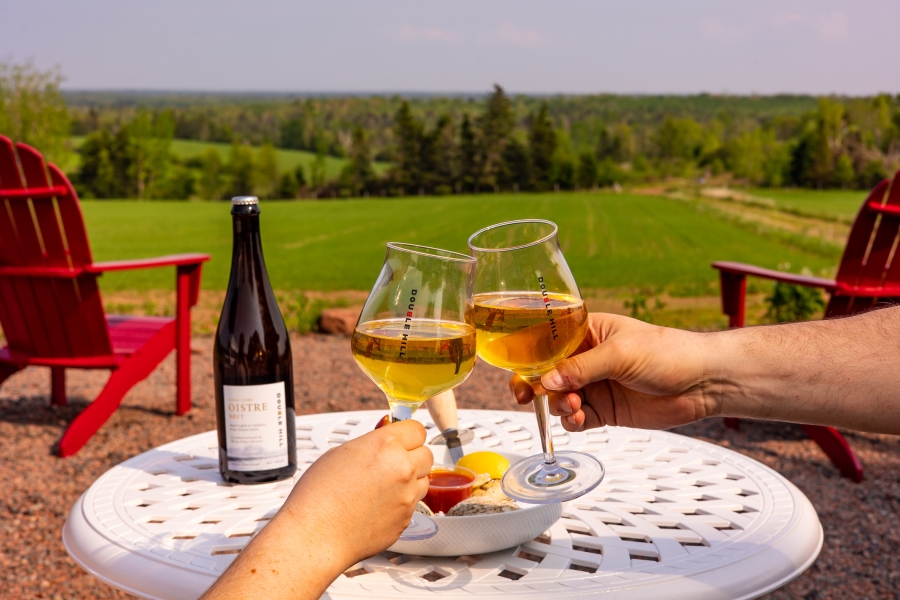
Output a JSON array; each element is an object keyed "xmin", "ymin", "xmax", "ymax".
[
  {"xmin": 472, "ymin": 291, "xmax": 588, "ymax": 377},
  {"xmin": 351, "ymin": 319, "xmax": 476, "ymax": 413}
]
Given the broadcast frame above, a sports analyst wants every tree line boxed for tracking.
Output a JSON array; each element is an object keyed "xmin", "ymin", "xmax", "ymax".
[{"xmin": 4, "ymin": 61, "xmax": 900, "ymax": 200}]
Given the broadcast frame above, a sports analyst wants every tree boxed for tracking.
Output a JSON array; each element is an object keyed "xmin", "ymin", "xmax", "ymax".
[
  {"xmin": 477, "ymin": 84, "xmax": 515, "ymax": 189},
  {"xmin": 309, "ymin": 140, "xmax": 327, "ymax": 191},
  {"xmin": 0, "ymin": 61, "xmax": 70, "ymax": 164},
  {"xmin": 420, "ymin": 115, "xmax": 455, "ymax": 193},
  {"xmin": 553, "ymin": 155, "xmax": 576, "ymax": 190},
  {"xmin": 391, "ymin": 101, "xmax": 423, "ymax": 193},
  {"xmin": 294, "ymin": 163, "xmax": 307, "ymax": 188},
  {"xmin": 280, "ymin": 116, "xmax": 307, "ymax": 150},
  {"xmin": 656, "ymin": 117, "xmax": 704, "ymax": 163},
  {"xmin": 277, "ymin": 170, "xmax": 300, "ymax": 199},
  {"xmin": 529, "ymin": 103, "xmax": 556, "ymax": 191},
  {"xmin": 576, "ymin": 151, "xmax": 599, "ymax": 188},
  {"xmin": 75, "ymin": 127, "xmax": 135, "ymax": 198},
  {"xmin": 833, "ymin": 153, "xmax": 855, "ymax": 189},
  {"xmin": 198, "ymin": 148, "xmax": 224, "ymax": 200},
  {"xmin": 458, "ymin": 113, "xmax": 478, "ymax": 192},
  {"xmin": 126, "ymin": 109, "xmax": 174, "ymax": 199},
  {"xmin": 227, "ymin": 141, "xmax": 256, "ymax": 197},
  {"xmin": 498, "ymin": 137, "xmax": 531, "ymax": 191},
  {"xmin": 341, "ymin": 125, "xmax": 374, "ymax": 194},
  {"xmin": 255, "ymin": 143, "xmax": 279, "ymax": 199}
]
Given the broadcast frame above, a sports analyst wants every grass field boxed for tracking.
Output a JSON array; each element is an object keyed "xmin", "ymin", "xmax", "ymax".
[
  {"xmin": 82, "ymin": 191, "xmax": 837, "ymax": 292},
  {"xmin": 746, "ymin": 188, "xmax": 867, "ymax": 220},
  {"xmin": 68, "ymin": 137, "xmax": 390, "ymax": 179}
]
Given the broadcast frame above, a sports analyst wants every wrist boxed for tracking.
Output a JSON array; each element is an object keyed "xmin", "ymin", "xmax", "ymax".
[
  {"xmin": 697, "ymin": 329, "xmax": 739, "ymax": 418},
  {"xmin": 273, "ymin": 489, "xmax": 356, "ymax": 581}
]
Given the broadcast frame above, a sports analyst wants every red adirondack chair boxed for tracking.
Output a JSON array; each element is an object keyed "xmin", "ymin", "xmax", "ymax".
[
  {"xmin": 712, "ymin": 170, "xmax": 900, "ymax": 483},
  {"xmin": 0, "ymin": 135, "xmax": 209, "ymax": 456}
]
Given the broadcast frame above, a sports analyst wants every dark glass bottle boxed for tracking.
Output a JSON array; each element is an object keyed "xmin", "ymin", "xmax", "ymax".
[{"xmin": 214, "ymin": 196, "xmax": 296, "ymax": 484}]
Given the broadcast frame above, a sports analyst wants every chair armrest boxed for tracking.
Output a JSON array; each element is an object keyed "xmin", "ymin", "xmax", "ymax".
[
  {"xmin": 711, "ymin": 261, "xmax": 837, "ymax": 292},
  {"xmin": 86, "ymin": 253, "xmax": 209, "ymax": 273}
]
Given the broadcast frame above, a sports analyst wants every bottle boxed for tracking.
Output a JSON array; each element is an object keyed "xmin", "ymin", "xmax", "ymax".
[{"xmin": 214, "ymin": 196, "xmax": 297, "ymax": 484}]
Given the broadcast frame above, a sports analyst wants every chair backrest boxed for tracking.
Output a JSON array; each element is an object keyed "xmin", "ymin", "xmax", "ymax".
[
  {"xmin": 828, "ymin": 170, "xmax": 900, "ymax": 317},
  {"xmin": 0, "ymin": 135, "xmax": 112, "ymax": 358}
]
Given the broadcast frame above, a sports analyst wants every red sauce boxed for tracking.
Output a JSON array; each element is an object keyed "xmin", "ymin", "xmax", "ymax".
[{"xmin": 423, "ymin": 467, "xmax": 475, "ymax": 514}]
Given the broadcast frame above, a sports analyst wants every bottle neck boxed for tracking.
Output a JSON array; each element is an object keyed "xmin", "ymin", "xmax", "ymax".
[{"xmin": 229, "ymin": 205, "xmax": 268, "ymax": 288}]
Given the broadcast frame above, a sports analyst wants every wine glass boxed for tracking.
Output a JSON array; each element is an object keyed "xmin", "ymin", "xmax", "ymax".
[
  {"xmin": 468, "ymin": 220, "xmax": 604, "ymax": 503},
  {"xmin": 352, "ymin": 243, "xmax": 477, "ymax": 539}
]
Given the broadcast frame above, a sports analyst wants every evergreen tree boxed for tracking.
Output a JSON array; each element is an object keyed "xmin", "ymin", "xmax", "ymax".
[
  {"xmin": 477, "ymin": 84, "xmax": 515, "ymax": 189},
  {"xmin": 391, "ymin": 101, "xmax": 423, "ymax": 193},
  {"xmin": 553, "ymin": 155, "xmax": 576, "ymax": 190},
  {"xmin": 498, "ymin": 137, "xmax": 531, "ymax": 191},
  {"xmin": 529, "ymin": 103, "xmax": 556, "ymax": 191},
  {"xmin": 341, "ymin": 125, "xmax": 374, "ymax": 194},
  {"xmin": 277, "ymin": 170, "xmax": 300, "ymax": 199},
  {"xmin": 458, "ymin": 113, "xmax": 478, "ymax": 192},
  {"xmin": 419, "ymin": 115, "xmax": 455, "ymax": 193},
  {"xmin": 576, "ymin": 151, "xmax": 599, "ymax": 188}
]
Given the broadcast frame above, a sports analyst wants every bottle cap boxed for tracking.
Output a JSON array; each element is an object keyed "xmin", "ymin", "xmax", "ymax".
[{"xmin": 231, "ymin": 196, "xmax": 259, "ymax": 206}]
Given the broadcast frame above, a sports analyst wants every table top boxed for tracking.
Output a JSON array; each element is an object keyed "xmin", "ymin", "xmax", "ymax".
[{"xmin": 64, "ymin": 410, "xmax": 822, "ymax": 600}]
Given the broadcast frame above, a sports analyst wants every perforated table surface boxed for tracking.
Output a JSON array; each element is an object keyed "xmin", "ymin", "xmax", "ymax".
[{"xmin": 64, "ymin": 410, "xmax": 822, "ymax": 599}]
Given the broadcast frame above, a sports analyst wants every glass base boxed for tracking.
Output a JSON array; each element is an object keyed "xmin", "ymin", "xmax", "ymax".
[
  {"xmin": 501, "ymin": 451, "xmax": 605, "ymax": 504},
  {"xmin": 398, "ymin": 511, "xmax": 438, "ymax": 540}
]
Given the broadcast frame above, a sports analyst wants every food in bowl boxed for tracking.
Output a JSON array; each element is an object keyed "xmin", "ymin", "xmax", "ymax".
[
  {"xmin": 456, "ymin": 451, "xmax": 510, "ymax": 480},
  {"xmin": 446, "ymin": 494, "xmax": 518, "ymax": 516},
  {"xmin": 423, "ymin": 465, "xmax": 475, "ymax": 514},
  {"xmin": 388, "ymin": 450, "xmax": 562, "ymax": 557}
]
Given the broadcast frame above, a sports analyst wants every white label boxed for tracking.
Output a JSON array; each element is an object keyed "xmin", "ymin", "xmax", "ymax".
[{"xmin": 224, "ymin": 382, "xmax": 289, "ymax": 471}]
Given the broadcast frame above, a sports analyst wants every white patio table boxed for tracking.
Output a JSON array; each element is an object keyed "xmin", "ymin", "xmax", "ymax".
[{"xmin": 64, "ymin": 409, "xmax": 822, "ymax": 599}]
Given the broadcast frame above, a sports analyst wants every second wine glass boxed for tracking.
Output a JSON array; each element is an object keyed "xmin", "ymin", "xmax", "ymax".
[
  {"xmin": 468, "ymin": 220, "xmax": 604, "ymax": 503},
  {"xmin": 352, "ymin": 242, "xmax": 477, "ymax": 539}
]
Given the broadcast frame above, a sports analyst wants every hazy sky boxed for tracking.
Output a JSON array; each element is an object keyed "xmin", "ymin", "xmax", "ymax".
[{"xmin": 2, "ymin": 0, "xmax": 898, "ymax": 95}]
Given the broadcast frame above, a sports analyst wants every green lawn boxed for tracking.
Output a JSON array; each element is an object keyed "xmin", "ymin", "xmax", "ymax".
[
  {"xmin": 747, "ymin": 188, "xmax": 868, "ymax": 220},
  {"xmin": 82, "ymin": 191, "xmax": 836, "ymax": 291},
  {"xmin": 69, "ymin": 137, "xmax": 390, "ymax": 179}
]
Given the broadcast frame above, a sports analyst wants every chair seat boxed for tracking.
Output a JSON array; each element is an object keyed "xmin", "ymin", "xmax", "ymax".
[
  {"xmin": 0, "ymin": 315, "xmax": 175, "ymax": 368},
  {"xmin": 107, "ymin": 315, "xmax": 175, "ymax": 355}
]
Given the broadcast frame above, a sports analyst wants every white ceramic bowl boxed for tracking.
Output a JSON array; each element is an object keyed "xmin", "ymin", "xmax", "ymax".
[{"xmin": 388, "ymin": 449, "xmax": 563, "ymax": 557}]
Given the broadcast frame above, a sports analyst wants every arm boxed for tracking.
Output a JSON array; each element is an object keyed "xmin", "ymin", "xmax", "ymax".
[
  {"xmin": 511, "ymin": 307, "xmax": 900, "ymax": 436},
  {"xmin": 201, "ymin": 421, "xmax": 432, "ymax": 600}
]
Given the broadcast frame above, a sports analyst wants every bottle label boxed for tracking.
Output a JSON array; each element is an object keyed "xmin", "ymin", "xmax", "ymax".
[{"xmin": 223, "ymin": 382, "xmax": 289, "ymax": 471}]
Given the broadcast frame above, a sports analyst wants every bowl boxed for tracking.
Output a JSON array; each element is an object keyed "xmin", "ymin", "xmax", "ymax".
[{"xmin": 388, "ymin": 448, "xmax": 563, "ymax": 557}]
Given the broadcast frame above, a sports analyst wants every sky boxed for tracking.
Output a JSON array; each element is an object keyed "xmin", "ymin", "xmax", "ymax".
[{"xmin": 2, "ymin": 0, "xmax": 899, "ymax": 95}]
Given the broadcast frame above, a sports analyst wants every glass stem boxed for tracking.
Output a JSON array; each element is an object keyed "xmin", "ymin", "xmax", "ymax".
[{"xmin": 533, "ymin": 393, "xmax": 557, "ymax": 467}]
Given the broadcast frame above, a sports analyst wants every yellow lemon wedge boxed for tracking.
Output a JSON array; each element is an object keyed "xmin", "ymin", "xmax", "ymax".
[{"xmin": 457, "ymin": 451, "xmax": 510, "ymax": 480}]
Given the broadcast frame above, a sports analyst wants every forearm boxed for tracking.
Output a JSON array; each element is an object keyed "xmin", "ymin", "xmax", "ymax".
[
  {"xmin": 707, "ymin": 306, "xmax": 900, "ymax": 434},
  {"xmin": 201, "ymin": 502, "xmax": 349, "ymax": 600}
]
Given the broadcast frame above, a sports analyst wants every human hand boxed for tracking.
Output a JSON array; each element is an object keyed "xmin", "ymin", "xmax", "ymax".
[
  {"xmin": 510, "ymin": 313, "xmax": 718, "ymax": 432},
  {"xmin": 201, "ymin": 421, "xmax": 433, "ymax": 600},
  {"xmin": 278, "ymin": 420, "xmax": 433, "ymax": 564}
]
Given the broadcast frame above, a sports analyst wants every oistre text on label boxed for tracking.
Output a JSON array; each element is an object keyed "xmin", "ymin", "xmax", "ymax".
[{"xmin": 223, "ymin": 382, "xmax": 288, "ymax": 471}]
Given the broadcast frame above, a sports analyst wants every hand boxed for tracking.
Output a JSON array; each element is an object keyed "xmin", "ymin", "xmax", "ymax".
[
  {"xmin": 280, "ymin": 420, "xmax": 433, "ymax": 564},
  {"xmin": 510, "ymin": 313, "xmax": 718, "ymax": 432},
  {"xmin": 202, "ymin": 420, "xmax": 433, "ymax": 600}
]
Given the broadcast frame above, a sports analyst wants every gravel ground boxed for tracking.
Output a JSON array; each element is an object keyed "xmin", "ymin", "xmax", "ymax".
[{"xmin": 1, "ymin": 334, "xmax": 898, "ymax": 599}]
